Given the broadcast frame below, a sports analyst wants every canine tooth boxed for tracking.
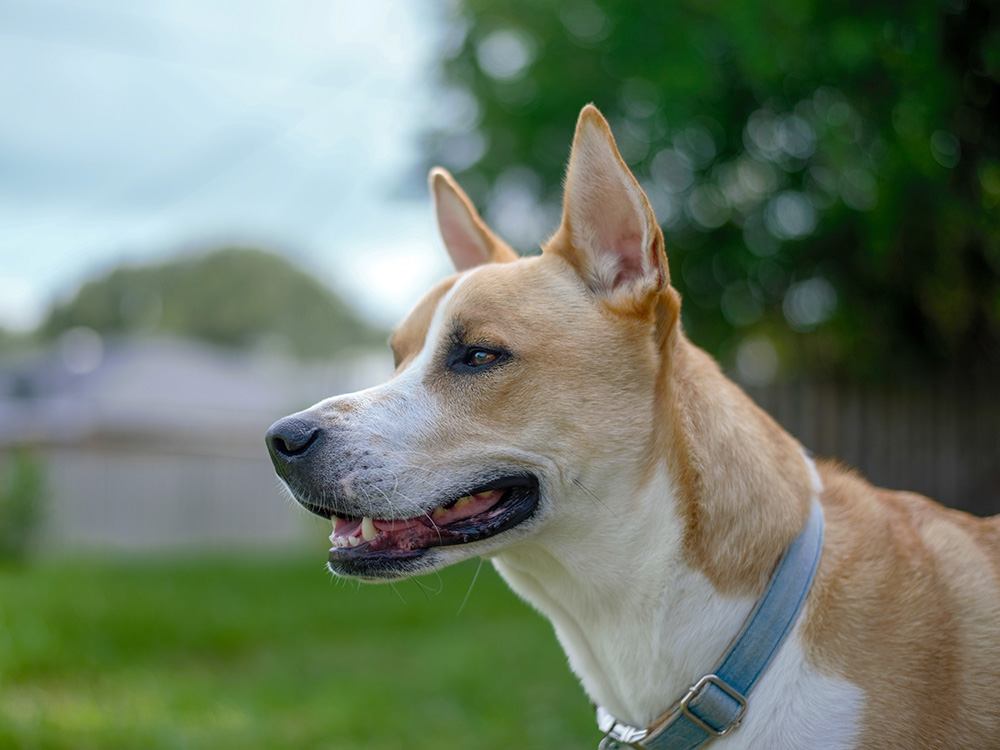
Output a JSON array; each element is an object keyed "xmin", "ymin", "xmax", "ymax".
[
  {"xmin": 454, "ymin": 495, "xmax": 474, "ymax": 509},
  {"xmin": 348, "ymin": 536, "xmax": 360, "ymax": 547},
  {"xmin": 361, "ymin": 516, "xmax": 377, "ymax": 542},
  {"xmin": 432, "ymin": 506, "xmax": 447, "ymax": 519}
]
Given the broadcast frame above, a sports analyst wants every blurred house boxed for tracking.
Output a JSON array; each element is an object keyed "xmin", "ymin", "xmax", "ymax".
[{"xmin": 0, "ymin": 334, "xmax": 392, "ymax": 553}]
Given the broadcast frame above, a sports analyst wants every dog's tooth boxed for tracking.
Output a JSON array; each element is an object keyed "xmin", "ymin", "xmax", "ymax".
[
  {"xmin": 432, "ymin": 505, "xmax": 447, "ymax": 519},
  {"xmin": 361, "ymin": 516, "xmax": 377, "ymax": 542},
  {"xmin": 454, "ymin": 495, "xmax": 474, "ymax": 509},
  {"xmin": 348, "ymin": 535, "xmax": 360, "ymax": 547}
]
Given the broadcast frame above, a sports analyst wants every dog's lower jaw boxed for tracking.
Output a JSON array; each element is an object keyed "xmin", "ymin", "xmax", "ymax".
[
  {"xmin": 326, "ymin": 549, "xmax": 428, "ymax": 582},
  {"xmin": 326, "ymin": 531, "xmax": 529, "ymax": 583}
]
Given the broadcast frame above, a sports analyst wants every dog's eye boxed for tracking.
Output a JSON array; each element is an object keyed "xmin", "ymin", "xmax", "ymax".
[
  {"xmin": 465, "ymin": 348, "xmax": 498, "ymax": 367},
  {"xmin": 449, "ymin": 345, "xmax": 507, "ymax": 373}
]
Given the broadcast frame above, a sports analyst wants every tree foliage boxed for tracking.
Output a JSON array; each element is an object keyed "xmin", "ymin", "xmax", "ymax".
[
  {"xmin": 41, "ymin": 248, "xmax": 385, "ymax": 359},
  {"xmin": 428, "ymin": 0, "xmax": 1000, "ymax": 381}
]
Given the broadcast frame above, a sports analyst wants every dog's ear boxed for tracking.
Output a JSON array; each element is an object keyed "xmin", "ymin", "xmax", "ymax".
[
  {"xmin": 430, "ymin": 167, "xmax": 518, "ymax": 271},
  {"xmin": 551, "ymin": 105, "xmax": 668, "ymax": 296}
]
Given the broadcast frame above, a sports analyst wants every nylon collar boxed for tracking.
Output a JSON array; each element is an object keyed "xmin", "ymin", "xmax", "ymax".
[{"xmin": 596, "ymin": 498, "xmax": 825, "ymax": 749}]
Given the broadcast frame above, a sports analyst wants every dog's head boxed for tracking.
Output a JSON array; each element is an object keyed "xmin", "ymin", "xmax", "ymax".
[{"xmin": 266, "ymin": 105, "xmax": 681, "ymax": 581}]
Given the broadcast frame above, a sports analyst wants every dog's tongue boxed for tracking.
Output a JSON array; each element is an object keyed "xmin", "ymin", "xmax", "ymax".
[
  {"xmin": 428, "ymin": 489, "xmax": 503, "ymax": 525},
  {"xmin": 332, "ymin": 517, "xmax": 362, "ymax": 538},
  {"xmin": 371, "ymin": 517, "xmax": 423, "ymax": 532},
  {"xmin": 327, "ymin": 488, "xmax": 520, "ymax": 554},
  {"xmin": 329, "ymin": 490, "xmax": 505, "ymax": 542}
]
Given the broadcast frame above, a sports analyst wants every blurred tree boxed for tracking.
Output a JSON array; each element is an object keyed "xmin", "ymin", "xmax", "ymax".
[
  {"xmin": 427, "ymin": 0, "xmax": 1000, "ymax": 382},
  {"xmin": 0, "ymin": 326, "xmax": 36, "ymax": 355},
  {"xmin": 41, "ymin": 248, "xmax": 385, "ymax": 359},
  {"xmin": 0, "ymin": 327, "xmax": 21, "ymax": 353}
]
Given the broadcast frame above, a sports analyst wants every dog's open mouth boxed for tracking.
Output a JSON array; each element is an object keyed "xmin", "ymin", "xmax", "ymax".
[{"xmin": 305, "ymin": 475, "xmax": 539, "ymax": 574}]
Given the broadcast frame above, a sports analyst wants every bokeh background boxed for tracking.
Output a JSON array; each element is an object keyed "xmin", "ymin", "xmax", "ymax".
[{"xmin": 1, "ymin": 0, "xmax": 998, "ymax": 747}]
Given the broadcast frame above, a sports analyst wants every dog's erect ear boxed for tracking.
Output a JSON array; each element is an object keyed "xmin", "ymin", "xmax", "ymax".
[
  {"xmin": 430, "ymin": 167, "xmax": 518, "ymax": 271},
  {"xmin": 552, "ymin": 105, "xmax": 668, "ymax": 295}
]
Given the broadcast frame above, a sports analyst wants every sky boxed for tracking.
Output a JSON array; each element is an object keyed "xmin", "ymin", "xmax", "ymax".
[{"xmin": 0, "ymin": 0, "xmax": 456, "ymax": 331}]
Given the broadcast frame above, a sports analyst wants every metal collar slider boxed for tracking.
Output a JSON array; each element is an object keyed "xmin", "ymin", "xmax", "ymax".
[{"xmin": 678, "ymin": 674, "xmax": 747, "ymax": 737}]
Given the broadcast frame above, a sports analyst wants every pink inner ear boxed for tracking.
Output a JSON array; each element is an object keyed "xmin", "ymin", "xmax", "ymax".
[
  {"xmin": 439, "ymin": 212, "xmax": 487, "ymax": 271},
  {"xmin": 614, "ymin": 231, "xmax": 646, "ymax": 284},
  {"xmin": 561, "ymin": 107, "xmax": 667, "ymax": 293}
]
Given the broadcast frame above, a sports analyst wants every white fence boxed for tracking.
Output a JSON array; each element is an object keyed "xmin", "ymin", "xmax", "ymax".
[{"xmin": 34, "ymin": 441, "xmax": 324, "ymax": 553}]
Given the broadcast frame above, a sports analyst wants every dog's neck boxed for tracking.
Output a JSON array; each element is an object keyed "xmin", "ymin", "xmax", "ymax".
[{"xmin": 493, "ymin": 332, "xmax": 814, "ymax": 728}]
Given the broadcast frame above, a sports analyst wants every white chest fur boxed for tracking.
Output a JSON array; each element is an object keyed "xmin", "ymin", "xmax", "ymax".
[
  {"xmin": 718, "ymin": 622, "xmax": 863, "ymax": 749},
  {"xmin": 492, "ymin": 455, "xmax": 863, "ymax": 748}
]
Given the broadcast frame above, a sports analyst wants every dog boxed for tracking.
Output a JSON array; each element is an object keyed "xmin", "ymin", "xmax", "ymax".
[{"xmin": 266, "ymin": 105, "xmax": 1000, "ymax": 749}]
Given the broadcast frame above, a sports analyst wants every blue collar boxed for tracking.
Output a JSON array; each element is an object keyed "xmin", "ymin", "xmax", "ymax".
[{"xmin": 596, "ymin": 498, "xmax": 825, "ymax": 749}]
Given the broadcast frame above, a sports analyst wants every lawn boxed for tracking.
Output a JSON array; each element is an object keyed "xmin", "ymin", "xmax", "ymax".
[{"xmin": 0, "ymin": 552, "xmax": 596, "ymax": 749}]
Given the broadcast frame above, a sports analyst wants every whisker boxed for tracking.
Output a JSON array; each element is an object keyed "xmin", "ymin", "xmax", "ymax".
[
  {"xmin": 414, "ymin": 572, "xmax": 444, "ymax": 597},
  {"xmin": 573, "ymin": 477, "xmax": 620, "ymax": 521},
  {"xmin": 388, "ymin": 581, "xmax": 408, "ymax": 605},
  {"xmin": 457, "ymin": 558, "xmax": 485, "ymax": 616}
]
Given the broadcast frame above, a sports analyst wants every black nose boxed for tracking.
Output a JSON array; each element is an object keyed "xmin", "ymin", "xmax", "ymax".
[{"xmin": 265, "ymin": 416, "xmax": 322, "ymax": 465}]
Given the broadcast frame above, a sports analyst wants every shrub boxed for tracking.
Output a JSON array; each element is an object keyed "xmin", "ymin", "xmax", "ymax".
[{"xmin": 0, "ymin": 448, "xmax": 47, "ymax": 562}]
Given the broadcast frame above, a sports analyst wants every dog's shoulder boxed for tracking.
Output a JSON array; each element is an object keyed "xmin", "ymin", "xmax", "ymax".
[
  {"xmin": 801, "ymin": 459, "xmax": 1000, "ymax": 746},
  {"xmin": 816, "ymin": 459, "xmax": 1000, "ymax": 565}
]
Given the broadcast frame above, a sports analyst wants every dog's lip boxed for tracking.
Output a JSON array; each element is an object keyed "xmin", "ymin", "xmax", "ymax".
[{"xmin": 323, "ymin": 474, "xmax": 539, "ymax": 567}]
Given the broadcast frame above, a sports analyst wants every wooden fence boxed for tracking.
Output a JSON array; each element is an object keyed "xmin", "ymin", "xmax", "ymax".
[{"xmin": 744, "ymin": 375, "xmax": 1000, "ymax": 517}]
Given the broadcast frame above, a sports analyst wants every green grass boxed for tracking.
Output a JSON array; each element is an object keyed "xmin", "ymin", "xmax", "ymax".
[{"xmin": 0, "ymin": 553, "xmax": 596, "ymax": 749}]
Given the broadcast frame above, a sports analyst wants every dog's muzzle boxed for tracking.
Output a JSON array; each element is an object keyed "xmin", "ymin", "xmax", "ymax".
[{"xmin": 265, "ymin": 413, "xmax": 542, "ymax": 580}]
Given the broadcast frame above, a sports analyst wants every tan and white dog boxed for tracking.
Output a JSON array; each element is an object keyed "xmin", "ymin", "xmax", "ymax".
[{"xmin": 266, "ymin": 105, "xmax": 1000, "ymax": 749}]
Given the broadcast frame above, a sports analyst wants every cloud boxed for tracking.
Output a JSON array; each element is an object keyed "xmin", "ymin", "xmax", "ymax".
[{"xmin": 0, "ymin": 0, "xmax": 442, "ymax": 329}]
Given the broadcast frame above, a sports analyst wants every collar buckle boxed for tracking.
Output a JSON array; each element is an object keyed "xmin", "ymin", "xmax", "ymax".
[{"xmin": 677, "ymin": 674, "xmax": 747, "ymax": 737}]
